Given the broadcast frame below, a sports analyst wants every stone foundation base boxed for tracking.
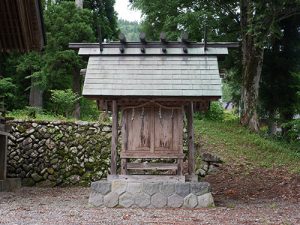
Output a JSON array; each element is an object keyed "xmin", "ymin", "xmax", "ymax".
[
  {"xmin": 0, "ymin": 178, "xmax": 21, "ymax": 192},
  {"xmin": 88, "ymin": 179, "xmax": 214, "ymax": 208}
]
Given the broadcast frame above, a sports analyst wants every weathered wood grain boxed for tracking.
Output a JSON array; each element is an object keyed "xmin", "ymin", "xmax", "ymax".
[
  {"xmin": 110, "ymin": 100, "xmax": 118, "ymax": 175},
  {"xmin": 187, "ymin": 102, "xmax": 195, "ymax": 176}
]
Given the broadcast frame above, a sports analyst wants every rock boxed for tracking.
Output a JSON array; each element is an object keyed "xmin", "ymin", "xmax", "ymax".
[
  {"xmin": 22, "ymin": 178, "xmax": 35, "ymax": 186},
  {"xmin": 31, "ymin": 173, "xmax": 43, "ymax": 182},
  {"xmin": 142, "ymin": 182, "xmax": 161, "ymax": 196},
  {"xmin": 91, "ymin": 181, "xmax": 111, "ymax": 195},
  {"xmin": 50, "ymin": 158, "xmax": 58, "ymax": 164},
  {"xmin": 183, "ymin": 193, "xmax": 198, "ymax": 208},
  {"xmin": 119, "ymin": 192, "xmax": 134, "ymax": 208},
  {"xmin": 104, "ymin": 192, "xmax": 119, "ymax": 207},
  {"xmin": 151, "ymin": 193, "xmax": 167, "ymax": 208},
  {"xmin": 45, "ymin": 139, "xmax": 55, "ymax": 150},
  {"xmin": 127, "ymin": 182, "xmax": 142, "ymax": 193},
  {"xmin": 102, "ymin": 126, "xmax": 111, "ymax": 132},
  {"xmin": 22, "ymin": 137, "xmax": 33, "ymax": 146},
  {"xmin": 111, "ymin": 180, "xmax": 127, "ymax": 195},
  {"xmin": 135, "ymin": 193, "xmax": 151, "ymax": 208},
  {"xmin": 68, "ymin": 175, "xmax": 80, "ymax": 184},
  {"xmin": 190, "ymin": 182, "xmax": 211, "ymax": 196},
  {"xmin": 70, "ymin": 147, "xmax": 78, "ymax": 154},
  {"xmin": 175, "ymin": 182, "xmax": 190, "ymax": 197},
  {"xmin": 160, "ymin": 183, "xmax": 175, "ymax": 196},
  {"xmin": 89, "ymin": 191, "xmax": 104, "ymax": 207},
  {"xmin": 47, "ymin": 168, "xmax": 55, "ymax": 175},
  {"xmin": 26, "ymin": 128, "xmax": 35, "ymax": 135},
  {"xmin": 32, "ymin": 123, "xmax": 38, "ymax": 128},
  {"xmin": 168, "ymin": 194, "xmax": 184, "ymax": 208},
  {"xmin": 197, "ymin": 193, "xmax": 215, "ymax": 208}
]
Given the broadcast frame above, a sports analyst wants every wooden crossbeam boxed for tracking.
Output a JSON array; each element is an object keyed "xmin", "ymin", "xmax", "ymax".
[{"xmin": 127, "ymin": 163, "xmax": 178, "ymax": 171}]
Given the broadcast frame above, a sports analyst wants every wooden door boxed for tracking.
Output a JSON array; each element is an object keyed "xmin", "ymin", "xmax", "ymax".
[{"xmin": 121, "ymin": 105, "xmax": 183, "ymax": 158}]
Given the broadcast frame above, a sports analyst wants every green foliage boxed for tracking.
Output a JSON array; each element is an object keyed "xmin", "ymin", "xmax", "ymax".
[
  {"xmin": 194, "ymin": 119, "xmax": 300, "ymax": 173},
  {"xmin": 205, "ymin": 101, "xmax": 224, "ymax": 121},
  {"xmin": 282, "ymin": 119, "xmax": 300, "ymax": 144},
  {"xmin": 50, "ymin": 89, "xmax": 81, "ymax": 117},
  {"xmin": 118, "ymin": 19, "xmax": 140, "ymax": 41},
  {"xmin": 16, "ymin": 52, "xmax": 47, "ymax": 90},
  {"xmin": 80, "ymin": 98, "xmax": 99, "ymax": 121},
  {"xmin": 259, "ymin": 16, "xmax": 300, "ymax": 123},
  {"xmin": 0, "ymin": 77, "xmax": 17, "ymax": 110}
]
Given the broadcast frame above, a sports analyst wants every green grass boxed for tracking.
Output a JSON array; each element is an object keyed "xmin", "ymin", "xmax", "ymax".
[{"xmin": 195, "ymin": 119, "xmax": 300, "ymax": 173}]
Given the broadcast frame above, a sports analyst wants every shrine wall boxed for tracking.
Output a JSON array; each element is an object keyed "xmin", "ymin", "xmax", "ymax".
[{"xmin": 6, "ymin": 120, "xmax": 112, "ymax": 187}]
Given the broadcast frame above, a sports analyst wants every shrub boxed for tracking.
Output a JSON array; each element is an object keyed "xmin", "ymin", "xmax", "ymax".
[
  {"xmin": 0, "ymin": 77, "xmax": 17, "ymax": 110},
  {"xmin": 282, "ymin": 119, "xmax": 300, "ymax": 144},
  {"xmin": 205, "ymin": 101, "xmax": 224, "ymax": 121},
  {"xmin": 50, "ymin": 89, "xmax": 81, "ymax": 117}
]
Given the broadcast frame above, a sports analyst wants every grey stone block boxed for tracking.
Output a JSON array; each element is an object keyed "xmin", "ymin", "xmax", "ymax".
[
  {"xmin": 197, "ymin": 193, "xmax": 215, "ymax": 208},
  {"xmin": 88, "ymin": 191, "xmax": 104, "ymax": 207},
  {"xmin": 91, "ymin": 181, "xmax": 111, "ymax": 195},
  {"xmin": 167, "ymin": 194, "xmax": 184, "ymax": 208},
  {"xmin": 175, "ymin": 182, "xmax": 190, "ymax": 197},
  {"xmin": 127, "ymin": 182, "xmax": 142, "ymax": 193},
  {"xmin": 111, "ymin": 180, "xmax": 127, "ymax": 195},
  {"xmin": 135, "ymin": 193, "xmax": 151, "ymax": 208},
  {"xmin": 104, "ymin": 192, "xmax": 119, "ymax": 207},
  {"xmin": 142, "ymin": 182, "xmax": 161, "ymax": 196},
  {"xmin": 160, "ymin": 183, "xmax": 175, "ymax": 196},
  {"xmin": 190, "ymin": 182, "xmax": 210, "ymax": 196},
  {"xmin": 119, "ymin": 192, "xmax": 134, "ymax": 208},
  {"xmin": 183, "ymin": 193, "xmax": 198, "ymax": 208},
  {"xmin": 151, "ymin": 193, "xmax": 167, "ymax": 208}
]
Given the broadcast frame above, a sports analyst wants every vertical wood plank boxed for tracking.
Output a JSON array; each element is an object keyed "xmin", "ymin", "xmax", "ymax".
[
  {"xmin": 150, "ymin": 107, "xmax": 155, "ymax": 153},
  {"xmin": 110, "ymin": 100, "xmax": 118, "ymax": 175},
  {"xmin": 177, "ymin": 159, "xmax": 183, "ymax": 176},
  {"xmin": 121, "ymin": 159, "xmax": 127, "ymax": 175},
  {"xmin": 121, "ymin": 109, "xmax": 127, "ymax": 175},
  {"xmin": 0, "ymin": 136, "xmax": 7, "ymax": 180},
  {"xmin": 187, "ymin": 101, "xmax": 195, "ymax": 176}
]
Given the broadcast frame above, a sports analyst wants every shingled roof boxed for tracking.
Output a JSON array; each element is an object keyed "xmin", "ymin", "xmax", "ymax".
[
  {"xmin": 70, "ymin": 41, "xmax": 237, "ymax": 99},
  {"xmin": 83, "ymin": 55, "xmax": 222, "ymax": 97}
]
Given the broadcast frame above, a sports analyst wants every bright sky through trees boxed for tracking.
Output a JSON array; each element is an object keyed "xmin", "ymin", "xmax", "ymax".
[{"xmin": 115, "ymin": 0, "xmax": 141, "ymax": 22}]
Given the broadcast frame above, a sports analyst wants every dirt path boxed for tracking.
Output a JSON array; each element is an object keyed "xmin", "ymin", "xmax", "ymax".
[{"xmin": 0, "ymin": 166, "xmax": 299, "ymax": 225}]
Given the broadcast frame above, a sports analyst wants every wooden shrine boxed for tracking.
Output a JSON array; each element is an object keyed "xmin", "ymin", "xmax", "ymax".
[{"xmin": 70, "ymin": 33, "xmax": 238, "ymax": 181}]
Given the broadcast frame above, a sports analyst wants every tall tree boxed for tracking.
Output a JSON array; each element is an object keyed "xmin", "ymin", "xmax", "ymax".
[
  {"xmin": 260, "ymin": 15, "xmax": 300, "ymax": 134},
  {"xmin": 132, "ymin": 0, "xmax": 300, "ymax": 131}
]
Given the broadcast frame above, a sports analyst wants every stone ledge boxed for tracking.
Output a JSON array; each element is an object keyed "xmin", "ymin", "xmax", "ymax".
[
  {"xmin": 0, "ymin": 178, "xmax": 21, "ymax": 192},
  {"xmin": 89, "ymin": 179, "xmax": 214, "ymax": 208}
]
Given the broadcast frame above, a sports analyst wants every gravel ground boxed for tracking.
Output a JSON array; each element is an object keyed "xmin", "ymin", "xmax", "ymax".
[{"xmin": 0, "ymin": 187, "xmax": 299, "ymax": 225}]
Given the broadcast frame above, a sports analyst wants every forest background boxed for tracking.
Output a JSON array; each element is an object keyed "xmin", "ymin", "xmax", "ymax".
[{"xmin": 0, "ymin": 0, "xmax": 299, "ymax": 144}]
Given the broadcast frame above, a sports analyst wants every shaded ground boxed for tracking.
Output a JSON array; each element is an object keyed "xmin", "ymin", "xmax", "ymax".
[
  {"xmin": 0, "ymin": 166, "xmax": 299, "ymax": 225},
  {"xmin": 204, "ymin": 164, "xmax": 300, "ymax": 207}
]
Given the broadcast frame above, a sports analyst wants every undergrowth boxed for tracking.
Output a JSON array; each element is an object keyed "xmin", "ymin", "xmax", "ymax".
[{"xmin": 195, "ymin": 119, "xmax": 300, "ymax": 174}]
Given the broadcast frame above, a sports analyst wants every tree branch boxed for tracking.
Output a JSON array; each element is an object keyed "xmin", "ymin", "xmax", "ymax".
[{"xmin": 276, "ymin": 8, "xmax": 300, "ymax": 22}]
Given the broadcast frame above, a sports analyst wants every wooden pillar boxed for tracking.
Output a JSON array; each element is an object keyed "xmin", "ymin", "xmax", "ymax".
[
  {"xmin": 121, "ymin": 110, "xmax": 127, "ymax": 175},
  {"xmin": 110, "ymin": 100, "xmax": 118, "ymax": 175},
  {"xmin": 0, "ymin": 135, "xmax": 7, "ymax": 180},
  {"xmin": 187, "ymin": 101, "xmax": 195, "ymax": 176}
]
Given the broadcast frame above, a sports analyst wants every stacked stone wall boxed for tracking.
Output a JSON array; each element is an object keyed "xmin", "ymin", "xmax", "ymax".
[{"xmin": 7, "ymin": 120, "xmax": 112, "ymax": 187}]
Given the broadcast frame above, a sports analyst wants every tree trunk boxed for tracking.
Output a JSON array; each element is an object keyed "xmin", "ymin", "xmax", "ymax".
[
  {"xmin": 240, "ymin": 47, "xmax": 264, "ymax": 132},
  {"xmin": 29, "ymin": 77, "xmax": 43, "ymax": 108},
  {"xmin": 267, "ymin": 110, "xmax": 277, "ymax": 136},
  {"xmin": 72, "ymin": 69, "xmax": 81, "ymax": 119},
  {"xmin": 240, "ymin": 0, "xmax": 263, "ymax": 132}
]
